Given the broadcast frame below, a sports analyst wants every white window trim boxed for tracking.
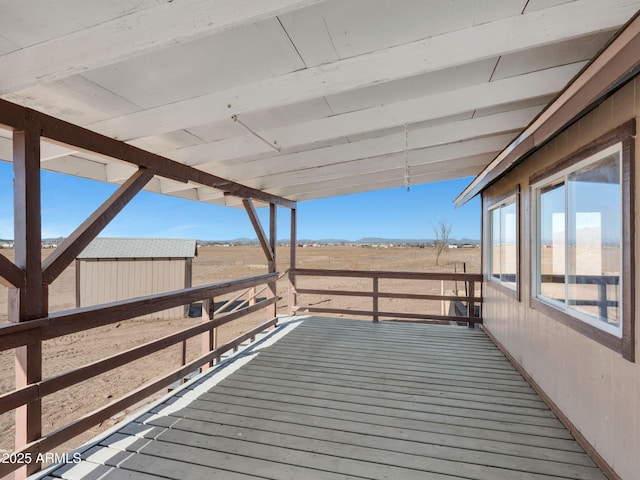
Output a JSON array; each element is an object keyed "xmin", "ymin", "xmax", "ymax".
[
  {"xmin": 531, "ymin": 142, "xmax": 623, "ymax": 338},
  {"xmin": 488, "ymin": 195, "xmax": 517, "ymax": 290}
]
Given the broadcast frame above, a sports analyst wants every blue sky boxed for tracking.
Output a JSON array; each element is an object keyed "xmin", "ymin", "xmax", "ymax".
[{"xmin": 0, "ymin": 160, "xmax": 480, "ymax": 241}]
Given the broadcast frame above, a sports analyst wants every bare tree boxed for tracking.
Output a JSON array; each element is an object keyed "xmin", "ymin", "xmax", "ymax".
[{"xmin": 432, "ymin": 220, "xmax": 452, "ymax": 266}]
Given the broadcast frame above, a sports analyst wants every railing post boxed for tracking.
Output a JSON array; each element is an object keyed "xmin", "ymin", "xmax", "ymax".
[
  {"xmin": 267, "ymin": 203, "xmax": 277, "ymax": 321},
  {"xmin": 468, "ymin": 280, "xmax": 475, "ymax": 328},
  {"xmin": 598, "ymin": 281, "xmax": 608, "ymax": 320},
  {"xmin": 372, "ymin": 276, "xmax": 379, "ymax": 323},
  {"xmin": 288, "ymin": 271, "xmax": 297, "ymax": 316},
  {"xmin": 288, "ymin": 208, "xmax": 297, "ymax": 316},
  {"xmin": 201, "ymin": 298, "xmax": 215, "ymax": 370},
  {"xmin": 11, "ymin": 120, "xmax": 45, "ymax": 478}
]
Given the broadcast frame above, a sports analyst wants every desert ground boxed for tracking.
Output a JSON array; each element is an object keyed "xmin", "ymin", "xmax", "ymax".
[{"xmin": 0, "ymin": 244, "xmax": 479, "ymax": 464}]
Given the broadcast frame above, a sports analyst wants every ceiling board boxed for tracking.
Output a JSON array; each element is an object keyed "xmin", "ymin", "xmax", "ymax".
[
  {"xmin": 0, "ymin": 0, "xmax": 323, "ymax": 95},
  {"xmin": 268, "ymin": 157, "xmax": 490, "ymax": 199},
  {"xmin": 199, "ymin": 110, "xmax": 534, "ymax": 181},
  {"xmin": 3, "ymin": 75, "xmax": 140, "ymax": 126},
  {"xmin": 0, "ymin": 0, "xmax": 164, "ymax": 48},
  {"xmin": 0, "ymin": 0, "xmax": 636, "ymax": 207},
  {"xmin": 85, "ymin": 0, "xmax": 638, "ymax": 142},
  {"xmin": 242, "ymin": 139, "xmax": 511, "ymax": 191},
  {"xmin": 324, "ymin": 59, "xmax": 497, "ymax": 115},
  {"xmin": 285, "ymin": 166, "xmax": 482, "ymax": 202},
  {"xmin": 81, "ymin": 18, "xmax": 305, "ymax": 110},
  {"xmin": 279, "ymin": 0, "xmax": 524, "ymax": 65},
  {"xmin": 265, "ymin": 63, "xmax": 583, "ymax": 150},
  {"xmin": 492, "ymin": 30, "xmax": 617, "ymax": 81},
  {"xmin": 523, "ymin": 0, "xmax": 575, "ymax": 13}
]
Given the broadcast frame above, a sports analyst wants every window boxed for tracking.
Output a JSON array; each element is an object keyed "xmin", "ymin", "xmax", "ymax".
[
  {"xmin": 530, "ymin": 121, "xmax": 634, "ymax": 361},
  {"xmin": 489, "ymin": 196, "xmax": 518, "ymax": 290}
]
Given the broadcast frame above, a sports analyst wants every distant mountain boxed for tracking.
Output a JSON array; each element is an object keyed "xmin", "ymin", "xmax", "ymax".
[
  {"xmin": 0, "ymin": 236, "xmax": 480, "ymax": 246},
  {"xmin": 278, "ymin": 237, "xmax": 479, "ymax": 245}
]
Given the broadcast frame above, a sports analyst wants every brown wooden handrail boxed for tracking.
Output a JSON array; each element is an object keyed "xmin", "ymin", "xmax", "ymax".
[
  {"xmin": 0, "ymin": 272, "xmax": 279, "ymax": 477},
  {"xmin": 291, "ymin": 268, "xmax": 483, "ymax": 281},
  {"xmin": 0, "ymin": 272, "xmax": 277, "ymax": 351},
  {"xmin": 289, "ymin": 268, "xmax": 482, "ymax": 324},
  {"xmin": 0, "ymin": 316, "xmax": 278, "ymax": 479}
]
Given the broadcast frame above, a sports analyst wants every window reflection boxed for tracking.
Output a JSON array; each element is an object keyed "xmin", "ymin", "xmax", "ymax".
[
  {"xmin": 567, "ymin": 154, "xmax": 621, "ymax": 326},
  {"xmin": 535, "ymin": 147, "xmax": 622, "ymax": 336},
  {"xmin": 538, "ymin": 182, "xmax": 565, "ymax": 303}
]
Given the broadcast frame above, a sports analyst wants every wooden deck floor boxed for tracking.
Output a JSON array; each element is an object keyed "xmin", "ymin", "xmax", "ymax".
[{"xmin": 42, "ymin": 316, "xmax": 605, "ymax": 480}]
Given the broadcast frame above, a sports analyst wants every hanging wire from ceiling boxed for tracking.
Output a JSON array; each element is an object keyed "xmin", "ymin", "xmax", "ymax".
[
  {"xmin": 232, "ymin": 114, "xmax": 280, "ymax": 153},
  {"xmin": 404, "ymin": 122, "xmax": 411, "ymax": 192}
]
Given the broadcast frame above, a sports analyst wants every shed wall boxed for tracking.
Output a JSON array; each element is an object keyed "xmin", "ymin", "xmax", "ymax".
[
  {"xmin": 481, "ymin": 78, "xmax": 640, "ymax": 479},
  {"xmin": 77, "ymin": 258, "xmax": 188, "ymax": 319}
]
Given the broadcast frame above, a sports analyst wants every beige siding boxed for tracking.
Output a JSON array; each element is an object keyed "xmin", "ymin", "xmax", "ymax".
[
  {"xmin": 482, "ymin": 78, "xmax": 640, "ymax": 479},
  {"xmin": 78, "ymin": 259, "xmax": 188, "ymax": 319}
]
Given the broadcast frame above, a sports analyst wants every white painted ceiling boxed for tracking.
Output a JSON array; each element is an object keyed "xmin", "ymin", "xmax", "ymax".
[{"xmin": 0, "ymin": 0, "xmax": 638, "ymax": 207}]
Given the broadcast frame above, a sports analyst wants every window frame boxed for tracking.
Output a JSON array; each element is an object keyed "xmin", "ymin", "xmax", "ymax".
[
  {"xmin": 528, "ymin": 120, "xmax": 635, "ymax": 361},
  {"xmin": 487, "ymin": 188, "xmax": 520, "ymax": 300}
]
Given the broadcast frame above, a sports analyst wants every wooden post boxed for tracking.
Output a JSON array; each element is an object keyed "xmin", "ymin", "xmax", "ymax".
[
  {"xmin": 468, "ymin": 280, "xmax": 475, "ymax": 328},
  {"xmin": 372, "ymin": 276, "xmax": 379, "ymax": 323},
  {"xmin": 598, "ymin": 281, "xmax": 608, "ymax": 320},
  {"xmin": 11, "ymin": 121, "xmax": 45, "ymax": 478},
  {"xmin": 201, "ymin": 298, "xmax": 215, "ymax": 370},
  {"xmin": 288, "ymin": 208, "xmax": 297, "ymax": 316},
  {"xmin": 268, "ymin": 203, "xmax": 277, "ymax": 320}
]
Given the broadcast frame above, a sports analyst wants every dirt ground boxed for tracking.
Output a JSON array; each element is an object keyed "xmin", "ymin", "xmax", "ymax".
[{"xmin": 0, "ymin": 245, "xmax": 479, "ymax": 462}]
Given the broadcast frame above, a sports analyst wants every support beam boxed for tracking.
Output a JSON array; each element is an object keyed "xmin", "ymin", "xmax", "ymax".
[
  {"xmin": 242, "ymin": 199, "xmax": 274, "ymax": 263},
  {"xmin": 41, "ymin": 168, "xmax": 156, "ymax": 284},
  {"xmin": 178, "ymin": 87, "xmax": 548, "ymax": 169},
  {"xmin": 288, "ymin": 208, "xmax": 297, "ymax": 316},
  {"xmin": 232, "ymin": 134, "xmax": 514, "ymax": 191},
  {"xmin": 0, "ymin": 98, "xmax": 295, "ymax": 208},
  {"xmin": 248, "ymin": 64, "xmax": 579, "ymax": 150},
  {"xmin": 240, "ymin": 153, "xmax": 490, "ymax": 198},
  {"xmin": 0, "ymin": 0, "xmax": 325, "ymax": 94},
  {"xmin": 268, "ymin": 203, "xmax": 277, "ymax": 319},
  {"xmin": 89, "ymin": 0, "xmax": 639, "ymax": 140},
  {"xmin": 11, "ymin": 121, "xmax": 45, "ymax": 478},
  {"xmin": 0, "ymin": 253, "xmax": 25, "ymax": 288},
  {"xmin": 289, "ymin": 164, "xmax": 485, "ymax": 202},
  {"xmin": 192, "ymin": 105, "xmax": 543, "ymax": 178}
]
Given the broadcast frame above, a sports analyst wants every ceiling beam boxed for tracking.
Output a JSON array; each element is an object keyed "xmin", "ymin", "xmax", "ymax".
[
  {"xmin": 192, "ymin": 105, "xmax": 541, "ymax": 181},
  {"xmin": 0, "ymin": 0, "xmax": 326, "ymax": 94},
  {"xmin": 88, "ymin": 0, "xmax": 640, "ymax": 141},
  {"xmin": 172, "ymin": 64, "xmax": 570, "ymax": 168},
  {"xmin": 270, "ymin": 159, "xmax": 490, "ymax": 202},
  {"xmin": 255, "ymin": 65, "xmax": 582, "ymax": 150},
  {"xmin": 248, "ymin": 146, "xmax": 496, "ymax": 193},
  {"xmin": 0, "ymin": 98, "xmax": 296, "ymax": 208},
  {"xmin": 240, "ymin": 134, "xmax": 515, "ymax": 192},
  {"xmin": 455, "ymin": 8, "xmax": 640, "ymax": 206}
]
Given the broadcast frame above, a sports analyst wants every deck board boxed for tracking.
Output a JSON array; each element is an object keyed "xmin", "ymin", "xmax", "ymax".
[{"xmin": 43, "ymin": 316, "xmax": 606, "ymax": 480}]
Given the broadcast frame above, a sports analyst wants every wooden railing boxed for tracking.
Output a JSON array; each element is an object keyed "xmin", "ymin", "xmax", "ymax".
[
  {"xmin": 0, "ymin": 272, "xmax": 279, "ymax": 478},
  {"xmin": 289, "ymin": 268, "xmax": 482, "ymax": 325},
  {"xmin": 540, "ymin": 274, "xmax": 619, "ymax": 319}
]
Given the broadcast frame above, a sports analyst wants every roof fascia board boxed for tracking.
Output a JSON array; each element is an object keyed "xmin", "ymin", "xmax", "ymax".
[{"xmin": 455, "ymin": 10, "xmax": 640, "ymax": 206}]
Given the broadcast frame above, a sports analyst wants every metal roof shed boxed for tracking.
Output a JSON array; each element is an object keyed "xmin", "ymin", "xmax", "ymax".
[{"xmin": 76, "ymin": 238, "xmax": 197, "ymax": 319}]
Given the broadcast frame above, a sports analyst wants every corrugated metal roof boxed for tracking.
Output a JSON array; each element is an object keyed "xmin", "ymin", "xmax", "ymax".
[{"xmin": 78, "ymin": 238, "xmax": 197, "ymax": 259}]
